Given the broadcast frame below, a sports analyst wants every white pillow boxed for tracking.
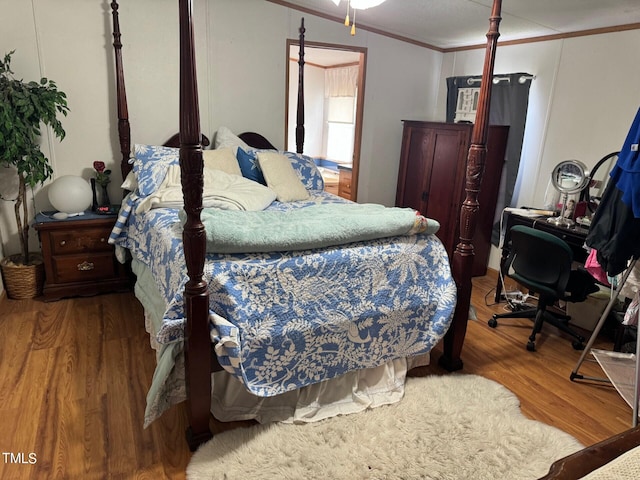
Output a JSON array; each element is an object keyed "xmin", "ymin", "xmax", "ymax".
[
  {"xmin": 203, "ymin": 148, "xmax": 242, "ymax": 176},
  {"xmin": 214, "ymin": 126, "xmax": 249, "ymax": 152},
  {"xmin": 257, "ymin": 151, "xmax": 310, "ymax": 202},
  {"xmin": 121, "ymin": 171, "xmax": 138, "ymax": 191}
]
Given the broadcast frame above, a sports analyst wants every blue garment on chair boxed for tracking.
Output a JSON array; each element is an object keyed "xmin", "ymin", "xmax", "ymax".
[{"xmin": 610, "ymin": 107, "xmax": 640, "ymax": 218}]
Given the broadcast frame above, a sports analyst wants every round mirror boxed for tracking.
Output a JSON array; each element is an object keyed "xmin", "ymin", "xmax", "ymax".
[
  {"xmin": 550, "ymin": 160, "xmax": 590, "ymax": 194},
  {"xmin": 547, "ymin": 159, "xmax": 589, "ymax": 227}
]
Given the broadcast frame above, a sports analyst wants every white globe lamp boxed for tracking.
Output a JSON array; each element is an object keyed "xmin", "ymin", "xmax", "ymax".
[{"xmin": 48, "ymin": 175, "xmax": 93, "ymax": 215}]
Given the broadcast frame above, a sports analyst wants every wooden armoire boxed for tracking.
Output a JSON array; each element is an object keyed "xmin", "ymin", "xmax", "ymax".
[{"xmin": 395, "ymin": 121, "xmax": 509, "ymax": 276}]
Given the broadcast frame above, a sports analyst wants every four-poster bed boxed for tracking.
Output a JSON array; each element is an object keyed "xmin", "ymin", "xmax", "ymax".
[{"xmin": 108, "ymin": 0, "xmax": 503, "ymax": 450}]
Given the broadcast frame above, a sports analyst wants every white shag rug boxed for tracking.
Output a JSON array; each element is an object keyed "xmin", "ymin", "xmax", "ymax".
[{"xmin": 187, "ymin": 374, "xmax": 583, "ymax": 480}]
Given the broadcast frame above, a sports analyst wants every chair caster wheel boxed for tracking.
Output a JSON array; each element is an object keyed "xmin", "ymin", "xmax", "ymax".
[
  {"xmin": 488, "ymin": 317, "xmax": 498, "ymax": 328},
  {"xmin": 572, "ymin": 341, "xmax": 585, "ymax": 350},
  {"xmin": 526, "ymin": 342, "xmax": 536, "ymax": 352}
]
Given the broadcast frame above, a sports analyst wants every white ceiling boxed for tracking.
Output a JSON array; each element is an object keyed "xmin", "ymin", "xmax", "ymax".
[{"xmin": 279, "ymin": 0, "xmax": 640, "ymax": 50}]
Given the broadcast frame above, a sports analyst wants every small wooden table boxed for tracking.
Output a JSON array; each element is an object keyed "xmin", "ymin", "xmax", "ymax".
[{"xmin": 35, "ymin": 211, "xmax": 130, "ymax": 301}]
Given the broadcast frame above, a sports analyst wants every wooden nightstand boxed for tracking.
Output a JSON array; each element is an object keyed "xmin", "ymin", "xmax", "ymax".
[
  {"xmin": 35, "ymin": 211, "xmax": 130, "ymax": 301},
  {"xmin": 338, "ymin": 166, "xmax": 353, "ymax": 200}
]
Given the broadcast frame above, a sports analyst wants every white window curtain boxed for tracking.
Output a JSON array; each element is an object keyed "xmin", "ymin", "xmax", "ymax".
[{"xmin": 325, "ymin": 65, "xmax": 359, "ymax": 97}]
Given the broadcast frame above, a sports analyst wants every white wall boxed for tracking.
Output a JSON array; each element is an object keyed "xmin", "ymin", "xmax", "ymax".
[
  {"xmin": 358, "ymin": 34, "xmax": 442, "ymax": 205},
  {"xmin": 287, "ymin": 59, "xmax": 325, "ymax": 155},
  {"xmin": 2, "ymin": 0, "xmax": 639, "ymax": 297},
  {"xmin": 438, "ymin": 29, "xmax": 640, "ymax": 270},
  {"xmin": 206, "ymin": 0, "xmax": 443, "ymax": 206},
  {"xmin": 0, "ymin": 0, "xmax": 209, "ymax": 295}
]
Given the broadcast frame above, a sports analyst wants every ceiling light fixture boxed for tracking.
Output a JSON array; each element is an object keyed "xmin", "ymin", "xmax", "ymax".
[
  {"xmin": 331, "ymin": 0, "xmax": 386, "ymax": 7},
  {"xmin": 331, "ymin": 0, "xmax": 387, "ymax": 36}
]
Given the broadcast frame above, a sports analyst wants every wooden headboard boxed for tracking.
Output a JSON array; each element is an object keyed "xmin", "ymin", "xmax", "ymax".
[{"xmin": 237, "ymin": 131, "xmax": 278, "ymax": 150}]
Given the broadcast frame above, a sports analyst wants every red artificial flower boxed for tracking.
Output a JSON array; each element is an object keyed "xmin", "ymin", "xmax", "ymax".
[{"xmin": 93, "ymin": 161, "xmax": 106, "ymax": 173}]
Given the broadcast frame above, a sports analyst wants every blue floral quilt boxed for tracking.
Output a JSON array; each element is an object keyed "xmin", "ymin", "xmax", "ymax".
[{"xmin": 110, "ymin": 191, "xmax": 457, "ymax": 397}]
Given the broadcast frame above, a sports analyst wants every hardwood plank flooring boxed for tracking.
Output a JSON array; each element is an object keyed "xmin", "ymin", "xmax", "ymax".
[{"xmin": 0, "ymin": 273, "xmax": 633, "ymax": 479}]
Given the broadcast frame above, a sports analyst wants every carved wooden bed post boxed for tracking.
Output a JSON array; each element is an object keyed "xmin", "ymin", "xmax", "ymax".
[
  {"xmin": 111, "ymin": 1, "xmax": 131, "ymax": 180},
  {"xmin": 439, "ymin": 0, "xmax": 502, "ymax": 371},
  {"xmin": 295, "ymin": 18, "xmax": 306, "ymax": 154},
  {"xmin": 178, "ymin": 0, "xmax": 213, "ymax": 450}
]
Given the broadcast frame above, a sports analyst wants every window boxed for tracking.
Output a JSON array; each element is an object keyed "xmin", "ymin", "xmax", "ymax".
[
  {"xmin": 324, "ymin": 66, "xmax": 358, "ymax": 163},
  {"xmin": 325, "ymin": 95, "xmax": 356, "ymax": 162}
]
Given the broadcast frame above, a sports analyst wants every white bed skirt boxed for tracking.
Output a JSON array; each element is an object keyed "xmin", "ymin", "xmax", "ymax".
[{"xmin": 209, "ymin": 353, "xmax": 430, "ymax": 424}]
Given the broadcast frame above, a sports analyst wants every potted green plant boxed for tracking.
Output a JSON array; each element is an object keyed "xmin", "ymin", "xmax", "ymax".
[{"xmin": 0, "ymin": 50, "xmax": 69, "ymax": 298}]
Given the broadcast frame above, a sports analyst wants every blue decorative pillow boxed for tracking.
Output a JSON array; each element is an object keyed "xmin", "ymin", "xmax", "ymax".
[
  {"xmin": 279, "ymin": 151, "xmax": 325, "ymax": 192},
  {"xmin": 132, "ymin": 144, "xmax": 180, "ymax": 196},
  {"xmin": 236, "ymin": 148, "xmax": 267, "ymax": 185},
  {"xmin": 132, "ymin": 144, "xmax": 325, "ymax": 197}
]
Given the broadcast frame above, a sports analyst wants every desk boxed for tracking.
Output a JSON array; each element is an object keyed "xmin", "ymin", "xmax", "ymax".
[{"xmin": 494, "ymin": 212, "xmax": 590, "ymax": 303}]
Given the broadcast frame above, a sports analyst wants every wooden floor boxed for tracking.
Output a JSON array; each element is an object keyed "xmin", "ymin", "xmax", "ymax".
[{"xmin": 0, "ymin": 272, "xmax": 633, "ymax": 479}]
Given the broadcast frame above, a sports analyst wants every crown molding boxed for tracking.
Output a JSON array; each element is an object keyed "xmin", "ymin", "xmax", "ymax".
[
  {"xmin": 445, "ymin": 22, "xmax": 640, "ymax": 52},
  {"xmin": 267, "ymin": 1, "xmax": 640, "ymax": 53},
  {"xmin": 266, "ymin": 0, "xmax": 444, "ymax": 52}
]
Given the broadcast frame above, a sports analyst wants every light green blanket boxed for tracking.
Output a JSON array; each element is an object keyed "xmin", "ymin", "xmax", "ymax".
[{"xmin": 190, "ymin": 203, "xmax": 440, "ymax": 253}]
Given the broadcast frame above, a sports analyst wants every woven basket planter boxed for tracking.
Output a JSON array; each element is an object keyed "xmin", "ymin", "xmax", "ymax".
[{"xmin": 0, "ymin": 253, "xmax": 45, "ymax": 299}]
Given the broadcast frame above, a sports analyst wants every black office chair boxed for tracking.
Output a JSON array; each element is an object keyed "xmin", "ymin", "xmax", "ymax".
[{"xmin": 488, "ymin": 225, "xmax": 598, "ymax": 351}]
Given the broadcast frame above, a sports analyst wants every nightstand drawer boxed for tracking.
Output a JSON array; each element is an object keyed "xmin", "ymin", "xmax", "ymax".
[
  {"xmin": 49, "ymin": 228, "xmax": 112, "ymax": 255},
  {"xmin": 52, "ymin": 253, "xmax": 117, "ymax": 284},
  {"xmin": 338, "ymin": 168, "xmax": 352, "ymax": 199}
]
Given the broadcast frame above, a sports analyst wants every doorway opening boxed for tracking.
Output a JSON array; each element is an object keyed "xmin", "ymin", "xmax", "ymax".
[{"xmin": 285, "ymin": 40, "xmax": 366, "ymax": 201}]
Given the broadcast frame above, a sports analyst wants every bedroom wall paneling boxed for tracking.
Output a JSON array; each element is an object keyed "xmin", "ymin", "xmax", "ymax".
[
  {"xmin": 207, "ymin": 0, "xmax": 289, "ymax": 148},
  {"xmin": 534, "ymin": 31, "xmax": 640, "ymax": 205},
  {"xmin": 396, "ymin": 121, "xmax": 508, "ymax": 277},
  {"xmin": 358, "ymin": 33, "xmax": 442, "ymax": 206}
]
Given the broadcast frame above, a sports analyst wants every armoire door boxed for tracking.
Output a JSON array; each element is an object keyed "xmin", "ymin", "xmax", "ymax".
[
  {"xmin": 422, "ymin": 127, "xmax": 468, "ymax": 252},
  {"xmin": 395, "ymin": 127, "xmax": 433, "ymax": 213},
  {"xmin": 396, "ymin": 122, "xmax": 468, "ymax": 254}
]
